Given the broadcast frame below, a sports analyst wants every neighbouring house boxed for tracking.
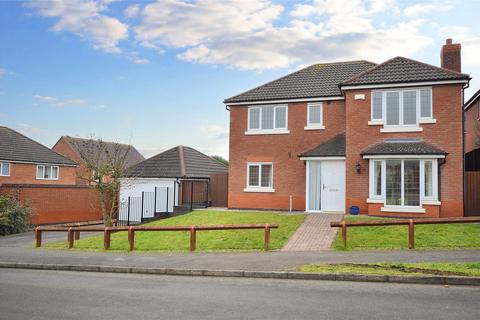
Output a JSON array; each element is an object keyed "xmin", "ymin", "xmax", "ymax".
[
  {"xmin": 0, "ymin": 126, "xmax": 102, "ymax": 224},
  {"xmin": 224, "ymin": 39, "xmax": 471, "ymax": 218},
  {"xmin": 52, "ymin": 136, "xmax": 145, "ymax": 185},
  {"xmin": 464, "ymin": 89, "xmax": 480, "ymax": 170},
  {"xmin": 118, "ymin": 145, "xmax": 228, "ymax": 223},
  {"xmin": 0, "ymin": 126, "xmax": 77, "ymax": 185}
]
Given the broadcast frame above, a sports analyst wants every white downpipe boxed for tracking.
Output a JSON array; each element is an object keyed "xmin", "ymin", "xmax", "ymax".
[{"xmin": 289, "ymin": 194, "xmax": 293, "ymax": 212}]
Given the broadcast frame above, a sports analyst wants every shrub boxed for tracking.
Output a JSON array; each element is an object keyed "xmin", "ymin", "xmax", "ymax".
[{"xmin": 0, "ymin": 196, "xmax": 32, "ymax": 236}]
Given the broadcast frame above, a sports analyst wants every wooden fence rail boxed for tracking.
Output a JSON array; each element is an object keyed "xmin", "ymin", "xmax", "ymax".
[
  {"xmin": 331, "ymin": 217, "xmax": 480, "ymax": 249},
  {"xmin": 34, "ymin": 224, "xmax": 279, "ymax": 251}
]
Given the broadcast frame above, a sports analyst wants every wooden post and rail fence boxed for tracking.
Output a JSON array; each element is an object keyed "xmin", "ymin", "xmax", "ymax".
[
  {"xmin": 34, "ymin": 223, "xmax": 278, "ymax": 252},
  {"xmin": 331, "ymin": 216, "xmax": 480, "ymax": 249}
]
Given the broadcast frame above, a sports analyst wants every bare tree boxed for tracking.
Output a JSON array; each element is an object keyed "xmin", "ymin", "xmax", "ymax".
[{"xmin": 75, "ymin": 137, "xmax": 132, "ymax": 227}]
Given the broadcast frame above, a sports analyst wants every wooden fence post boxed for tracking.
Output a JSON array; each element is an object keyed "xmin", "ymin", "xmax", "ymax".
[
  {"xmin": 104, "ymin": 228, "xmax": 111, "ymax": 250},
  {"xmin": 128, "ymin": 227, "xmax": 135, "ymax": 251},
  {"xmin": 35, "ymin": 228, "xmax": 42, "ymax": 247},
  {"xmin": 341, "ymin": 220, "xmax": 347, "ymax": 248},
  {"xmin": 75, "ymin": 231, "xmax": 80, "ymax": 240},
  {"xmin": 190, "ymin": 226, "xmax": 196, "ymax": 251},
  {"xmin": 408, "ymin": 219, "xmax": 415, "ymax": 249},
  {"xmin": 67, "ymin": 228, "xmax": 74, "ymax": 248},
  {"xmin": 264, "ymin": 224, "xmax": 271, "ymax": 251}
]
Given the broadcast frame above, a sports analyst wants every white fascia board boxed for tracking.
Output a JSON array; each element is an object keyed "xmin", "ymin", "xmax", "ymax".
[
  {"xmin": 0, "ymin": 159, "xmax": 77, "ymax": 167},
  {"xmin": 225, "ymin": 96, "xmax": 344, "ymax": 106},
  {"xmin": 341, "ymin": 80, "xmax": 468, "ymax": 91},
  {"xmin": 300, "ymin": 156, "xmax": 346, "ymax": 161},
  {"xmin": 363, "ymin": 154, "xmax": 446, "ymax": 159}
]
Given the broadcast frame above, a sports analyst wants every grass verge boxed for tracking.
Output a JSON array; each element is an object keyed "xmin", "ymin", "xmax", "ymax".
[
  {"xmin": 332, "ymin": 216, "xmax": 480, "ymax": 251},
  {"xmin": 43, "ymin": 210, "xmax": 305, "ymax": 252},
  {"xmin": 299, "ymin": 262, "xmax": 480, "ymax": 277}
]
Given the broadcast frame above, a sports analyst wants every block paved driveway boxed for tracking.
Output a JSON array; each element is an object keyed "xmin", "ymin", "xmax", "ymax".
[{"xmin": 282, "ymin": 213, "xmax": 343, "ymax": 251}]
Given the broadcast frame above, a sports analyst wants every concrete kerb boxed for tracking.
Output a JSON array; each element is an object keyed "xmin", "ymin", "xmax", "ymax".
[{"xmin": 0, "ymin": 262, "xmax": 479, "ymax": 286}]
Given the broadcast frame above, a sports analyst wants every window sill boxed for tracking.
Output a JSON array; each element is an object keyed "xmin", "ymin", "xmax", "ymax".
[
  {"xmin": 0, "ymin": 175, "xmax": 10, "ymax": 177},
  {"xmin": 304, "ymin": 125, "xmax": 325, "ymax": 131},
  {"xmin": 245, "ymin": 130, "xmax": 290, "ymax": 135},
  {"xmin": 366, "ymin": 198, "xmax": 383, "ymax": 204},
  {"xmin": 422, "ymin": 200, "xmax": 441, "ymax": 206},
  {"xmin": 380, "ymin": 126, "xmax": 423, "ymax": 133},
  {"xmin": 368, "ymin": 120, "xmax": 383, "ymax": 126},
  {"xmin": 243, "ymin": 187, "xmax": 275, "ymax": 193},
  {"xmin": 36, "ymin": 178, "xmax": 59, "ymax": 181},
  {"xmin": 419, "ymin": 118, "xmax": 436, "ymax": 124},
  {"xmin": 381, "ymin": 206, "xmax": 426, "ymax": 213}
]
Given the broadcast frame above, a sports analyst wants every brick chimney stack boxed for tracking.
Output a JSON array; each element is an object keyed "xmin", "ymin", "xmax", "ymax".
[{"xmin": 440, "ymin": 38, "xmax": 461, "ymax": 72}]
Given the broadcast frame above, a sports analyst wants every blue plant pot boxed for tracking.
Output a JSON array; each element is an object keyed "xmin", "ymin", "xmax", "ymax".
[{"xmin": 349, "ymin": 206, "xmax": 359, "ymax": 215}]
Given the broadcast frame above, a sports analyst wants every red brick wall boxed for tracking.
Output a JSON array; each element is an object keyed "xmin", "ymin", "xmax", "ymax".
[
  {"xmin": 52, "ymin": 138, "xmax": 90, "ymax": 185},
  {"xmin": 228, "ymin": 100, "xmax": 346, "ymax": 210},
  {"xmin": 465, "ymin": 98, "xmax": 480, "ymax": 153},
  {"xmin": 345, "ymin": 84, "xmax": 464, "ymax": 218},
  {"xmin": 0, "ymin": 163, "xmax": 77, "ymax": 185},
  {"xmin": 0, "ymin": 184, "xmax": 102, "ymax": 225}
]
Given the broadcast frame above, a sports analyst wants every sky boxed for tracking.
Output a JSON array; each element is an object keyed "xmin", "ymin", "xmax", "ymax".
[{"xmin": 0, "ymin": 0, "xmax": 479, "ymax": 159}]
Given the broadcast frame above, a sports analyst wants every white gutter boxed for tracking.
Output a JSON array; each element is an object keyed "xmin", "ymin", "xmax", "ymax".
[
  {"xmin": 341, "ymin": 80, "xmax": 469, "ymax": 90},
  {"xmin": 224, "ymin": 96, "xmax": 344, "ymax": 106}
]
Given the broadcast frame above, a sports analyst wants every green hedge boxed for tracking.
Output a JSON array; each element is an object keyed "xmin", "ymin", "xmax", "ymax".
[{"xmin": 0, "ymin": 196, "xmax": 32, "ymax": 236}]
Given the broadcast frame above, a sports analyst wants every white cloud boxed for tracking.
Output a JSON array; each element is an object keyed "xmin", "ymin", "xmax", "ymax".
[
  {"xmin": 123, "ymin": 4, "xmax": 140, "ymax": 18},
  {"xmin": 133, "ymin": 0, "xmax": 432, "ymax": 70},
  {"xmin": 16, "ymin": 123, "xmax": 51, "ymax": 137},
  {"xmin": 133, "ymin": 58, "xmax": 150, "ymax": 64},
  {"xmin": 33, "ymin": 94, "xmax": 87, "ymax": 107},
  {"xmin": 202, "ymin": 124, "xmax": 228, "ymax": 139},
  {"xmin": 0, "ymin": 67, "xmax": 14, "ymax": 78},
  {"xmin": 26, "ymin": 0, "xmax": 128, "ymax": 53},
  {"xmin": 404, "ymin": 2, "xmax": 451, "ymax": 17}
]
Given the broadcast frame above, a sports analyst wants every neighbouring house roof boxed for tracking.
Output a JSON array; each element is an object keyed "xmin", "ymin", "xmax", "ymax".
[
  {"xmin": 299, "ymin": 133, "xmax": 346, "ymax": 158},
  {"xmin": 223, "ymin": 61, "xmax": 377, "ymax": 104},
  {"xmin": 61, "ymin": 136, "xmax": 145, "ymax": 169},
  {"xmin": 361, "ymin": 139, "xmax": 447, "ymax": 156},
  {"xmin": 341, "ymin": 56, "xmax": 470, "ymax": 87},
  {"xmin": 0, "ymin": 126, "xmax": 77, "ymax": 166},
  {"xmin": 124, "ymin": 145, "xmax": 228, "ymax": 179},
  {"xmin": 464, "ymin": 88, "xmax": 480, "ymax": 111}
]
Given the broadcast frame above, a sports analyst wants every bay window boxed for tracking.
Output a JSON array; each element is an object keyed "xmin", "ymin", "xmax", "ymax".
[
  {"xmin": 245, "ymin": 163, "xmax": 274, "ymax": 192},
  {"xmin": 37, "ymin": 165, "xmax": 59, "ymax": 180},
  {"xmin": 247, "ymin": 105, "xmax": 288, "ymax": 134},
  {"xmin": 370, "ymin": 87, "xmax": 433, "ymax": 131},
  {"xmin": 369, "ymin": 158, "xmax": 438, "ymax": 209}
]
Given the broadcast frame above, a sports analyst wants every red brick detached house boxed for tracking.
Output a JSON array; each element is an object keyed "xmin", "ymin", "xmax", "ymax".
[
  {"xmin": 224, "ymin": 39, "xmax": 471, "ymax": 218},
  {"xmin": 52, "ymin": 136, "xmax": 145, "ymax": 185},
  {"xmin": 0, "ymin": 126, "xmax": 77, "ymax": 185}
]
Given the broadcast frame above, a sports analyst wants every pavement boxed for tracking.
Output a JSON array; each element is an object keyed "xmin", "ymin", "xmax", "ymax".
[
  {"xmin": 0, "ymin": 268, "xmax": 479, "ymax": 320},
  {"xmin": 282, "ymin": 213, "xmax": 343, "ymax": 251},
  {"xmin": 0, "ymin": 230, "xmax": 479, "ymax": 272}
]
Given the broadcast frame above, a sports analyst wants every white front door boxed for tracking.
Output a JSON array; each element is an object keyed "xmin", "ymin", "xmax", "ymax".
[{"xmin": 306, "ymin": 160, "xmax": 345, "ymax": 213}]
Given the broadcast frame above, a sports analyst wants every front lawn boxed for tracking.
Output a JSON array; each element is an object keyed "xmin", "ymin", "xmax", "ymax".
[
  {"xmin": 332, "ymin": 216, "xmax": 480, "ymax": 250},
  {"xmin": 299, "ymin": 262, "xmax": 480, "ymax": 277},
  {"xmin": 44, "ymin": 211, "xmax": 305, "ymax": 252}
]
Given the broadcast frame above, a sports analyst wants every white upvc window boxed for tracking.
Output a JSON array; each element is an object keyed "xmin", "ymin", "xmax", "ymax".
[
  {"xmin": 246, "ymin": 105, "xmax": 288, "ymax": 135},
  {"xmin": 244, "ymin": 162, "xmax": 274, "ymax": 192},
  {"xmin": 370, "ymin": 88, "xmax": 434, "ymax": 131},
  {"xmin": 0, "ymin": 162, "xmax": 10, "ymax": 176},
  {"xmin": 368, "ymin": 158, "xmax": 438, "ymax": 209},
  {"xmin": 305, "ymin": 102, "xmax": 324, "ymax": 130},
  {"xmin": 36, "ymin": 165, "xmax": 59, "ymax": 180}
]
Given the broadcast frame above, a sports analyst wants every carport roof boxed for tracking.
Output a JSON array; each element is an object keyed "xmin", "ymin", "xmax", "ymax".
[{"xmin": 124, "ymin": 145, "xmax": 228, "ymax": 179}]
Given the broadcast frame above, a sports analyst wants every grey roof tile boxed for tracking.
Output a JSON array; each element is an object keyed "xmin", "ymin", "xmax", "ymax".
[
  {"xmin": 124, "ymin": 146, "xmax": 228, "ymax": 179},
  {"xmin": 342, "ymin": 56, "xmax": 470, "ymax": 86},
  {"xmin": 0, "ymin": 126, "xmax": 77, "ymax": 165},
  {"xmin": 224, "ymin": 61, "xmax": 377, "ymax": 104},
  {"xmin": 361, "ymin": 140, "xmax": 447, "ymax": 155},
  {"xmin": 299, "ymin": 133, "xmax": 345, "ymax": 157},
  {"xmin": 63, "ymin": 136, "xmax": 144, "ymax": 169}
]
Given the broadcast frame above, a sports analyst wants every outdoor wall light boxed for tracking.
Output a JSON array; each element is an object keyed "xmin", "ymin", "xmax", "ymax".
[{"xmin": 355, "ymin": 162, "xmax": 361, "ymax": 174}]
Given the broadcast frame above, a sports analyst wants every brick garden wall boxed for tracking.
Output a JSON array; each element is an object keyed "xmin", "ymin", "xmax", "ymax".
[{"xmin": 0, "ymin": 184, "xmax": 102, "ymax": 225}]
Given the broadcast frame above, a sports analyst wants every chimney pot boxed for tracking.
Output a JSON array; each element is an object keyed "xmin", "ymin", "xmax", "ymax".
[{"xmin": 441, "ymin": 38, "xmax": 461, "ymax": 72}]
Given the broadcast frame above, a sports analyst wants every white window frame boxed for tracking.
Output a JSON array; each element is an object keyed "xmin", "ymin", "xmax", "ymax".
[
  {"xmin": 246, "ymin": 105, "xmax": 289, "ymax": 135},
  {"xmin": 0, "ymin": 162, "xmax": 10, "ymax": 177},
  {"xmin": 305, "ymin": 102, "xmax": 325, "ymax": 130},
  {"xmin": 244, "ymin": 162, "xmax": 274, "ymax": 192},
  {"xmin": 369, "ymin": 87, "xmax": 434, "ymax": 131},
  {"xmin": 368, "ymin": 158, "xmax": 438, "ymax": 209},
  {"xmin": 36, "ymin": 165, "xmax": 59, "ymax": 180}
]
